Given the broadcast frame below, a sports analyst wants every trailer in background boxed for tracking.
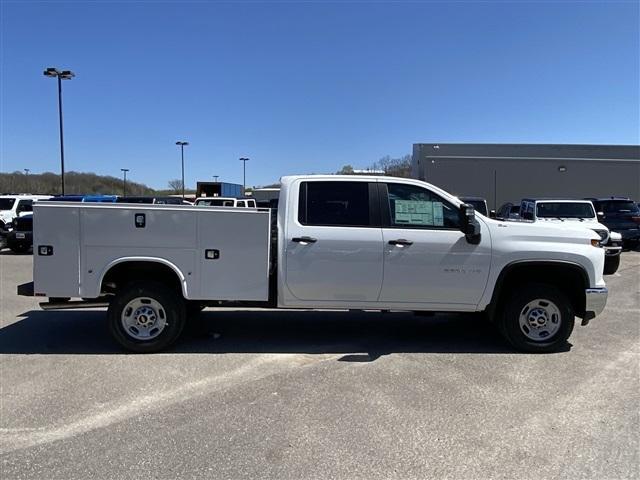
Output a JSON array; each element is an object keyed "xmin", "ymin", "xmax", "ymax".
[{"xmin": 196, "ymin": 182, "xmax": 243, "ymax": 198}]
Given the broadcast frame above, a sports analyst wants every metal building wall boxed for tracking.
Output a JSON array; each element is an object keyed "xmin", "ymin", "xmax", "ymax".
[{"xmin": 412, "ymin": 144, "xmax": 640, "ymax": 209}]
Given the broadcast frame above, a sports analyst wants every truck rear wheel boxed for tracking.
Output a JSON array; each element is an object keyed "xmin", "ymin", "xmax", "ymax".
[
  {"xmin": 499, "ymin": 284, "xmax": 575, "ymax": 353},
  {"xmin": 604, "ymin": 255, "xmax": 620, "ymax": 275},
  {"xmin": 107, "ymin": 281, "xmax": 186, "ymax": 353}
]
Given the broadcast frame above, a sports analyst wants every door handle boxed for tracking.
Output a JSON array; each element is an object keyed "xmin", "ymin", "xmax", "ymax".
[
  {"xmin": 292, "ymin": 236, "xmax": 317, "ymax": 244},
  {"xmin": 388, "ymin": 239, "xmax": 413, "ymax": 247}
]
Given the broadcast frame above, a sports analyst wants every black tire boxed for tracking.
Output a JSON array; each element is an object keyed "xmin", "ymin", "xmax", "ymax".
[
  {"xmin": 604, "ymin": 255, "xmax": 620, "ymax": 275},
  {"xmin": 186, "ymin": 302, "xmax": 206, "ymax": 319},
  {"xmin": 107, "ymin": 281, "xmax": 186, "ymax": 353},
  {"xmin": 499, "ymin": 283, "xmax": 574, "ymax": 353}
]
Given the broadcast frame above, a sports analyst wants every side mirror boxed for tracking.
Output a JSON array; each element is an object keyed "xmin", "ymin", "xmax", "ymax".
[
  {"xmin": 489, "ymin": 209, "xmax": 496, "ymax": 219},
  {"xmin": 597, "ymin": 211, "xmax": 604, "ymax": 217},
  {"xmin": 460, "ymin": 203, "xmax": 481, "ymax": 244}
]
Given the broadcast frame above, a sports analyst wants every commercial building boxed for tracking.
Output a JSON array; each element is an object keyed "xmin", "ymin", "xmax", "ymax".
[{"xmin": 412, "ymin": 143, "xmax": 640, "ymax": 210}]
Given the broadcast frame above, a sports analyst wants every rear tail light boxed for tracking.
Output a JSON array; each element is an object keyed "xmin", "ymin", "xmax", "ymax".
[{"xmin": 631, "ymin": 216, "xmax": 640, "ymax": 225}]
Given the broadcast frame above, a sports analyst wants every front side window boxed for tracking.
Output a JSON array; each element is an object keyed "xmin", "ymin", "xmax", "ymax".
[
  {"xmin": 521, "ymin": 202, "xmax": 534, "ymax": 220},
  {"xmin": 17, "ymin": 200, "xmax": 33, "ymax": 213},
  {"xmin": 298, "ymin": 181, "xmax": 370, "ymax": 227},
  {"xmin": 386, "ymin": 183, "xmax": 460, "ymax": 229}
]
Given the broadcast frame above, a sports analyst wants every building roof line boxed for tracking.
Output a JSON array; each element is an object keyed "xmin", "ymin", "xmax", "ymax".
[{"xmin": 421, "ymin": 155, "xmax": 639, "ymax": 162}]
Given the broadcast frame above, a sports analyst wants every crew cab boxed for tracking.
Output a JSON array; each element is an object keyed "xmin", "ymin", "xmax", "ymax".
[
  {"xmin": 18, "ymin": 176, "xmax": 608, "ymax": 354},
  {"xmin": 518, "ymin": 198, "xmax": 623, "ymax": 274}
]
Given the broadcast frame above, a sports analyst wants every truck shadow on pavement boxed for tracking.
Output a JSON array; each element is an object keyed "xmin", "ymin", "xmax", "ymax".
[{"xmin": 0, "ymin": 309, "xmax": 570, "ymax": 356}]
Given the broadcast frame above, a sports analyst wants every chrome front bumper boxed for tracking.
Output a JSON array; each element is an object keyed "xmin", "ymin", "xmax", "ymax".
[{"xmin": 583, "ymin": 287, "xmax": 608, "ymax": 325}]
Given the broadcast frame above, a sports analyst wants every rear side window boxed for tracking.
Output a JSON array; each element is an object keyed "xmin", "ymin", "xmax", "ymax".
[{"xmin": 298, "ymin": 181, "xmax": 370, "ymax": 226}]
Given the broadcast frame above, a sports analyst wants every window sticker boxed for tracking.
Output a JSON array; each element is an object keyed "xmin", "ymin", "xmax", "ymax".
[{"xmin": 394, "ymin": 200, "xmax": 444, "ymax": 226}]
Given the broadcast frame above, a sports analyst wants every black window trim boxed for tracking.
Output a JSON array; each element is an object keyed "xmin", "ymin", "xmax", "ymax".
[
  {"xmin": 297, "ymin": 180, "xmax": 381, "ymax": 228},
  {"xmin": 379, "ymin": 182, "xmax": 462, "ymax": 231}
]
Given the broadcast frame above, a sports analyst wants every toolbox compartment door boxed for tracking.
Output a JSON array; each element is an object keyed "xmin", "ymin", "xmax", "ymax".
[{"xmin": 33, "ymin": 204, "xmax": 81, "ymax": 297}]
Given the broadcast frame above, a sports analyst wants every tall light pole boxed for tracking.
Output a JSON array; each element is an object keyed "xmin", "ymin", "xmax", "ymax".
[
  {"xmin": 121, "ymin": 168, "xmax": 129, "ymax": 197},
  {"xmin": 24, "ymin": 169, "xmax": 30, "ymax": 192},
  {"xmin": 213, "ymin": 175, "xmax": 219, "ymax": 183},
  {"xmin": 176, "ymin": 141, "xmax": 189, "ymax": 199},
  {"xmin": 44, "ymin": 67, "xmax": 75, "ymax": 195},
  {"xmin": 239, "ymin": 157, "xmax": 249, "ymax": 194}
]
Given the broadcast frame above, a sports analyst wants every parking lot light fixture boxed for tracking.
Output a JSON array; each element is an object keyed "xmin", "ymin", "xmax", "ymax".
[
  {"xmin": 239, "ymin": 157, "xmax": 249, "ymax": 194},
  {"xmin": 44, "ymin": 67, "xmax": 75, "ymax": 195},
  {"xmin": 176, "ymin": 141, "xmax": 189, "ymax": 199},
  {"xmin": 121, "ymin": 168, "xmax": 130, "ymax": 197}
]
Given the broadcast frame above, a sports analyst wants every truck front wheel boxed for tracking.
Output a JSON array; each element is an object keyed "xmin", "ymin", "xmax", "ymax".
[
  {"xmin": 499, "ymin": 284, "xmax": 575, "ymax": 353},
  {"xmin": 107, "ymin": 281, "xmax": 186, "ymax": 353},
  {"xmin": 604, "ymin": 255, "xmax": 620, "ymax": 275}
]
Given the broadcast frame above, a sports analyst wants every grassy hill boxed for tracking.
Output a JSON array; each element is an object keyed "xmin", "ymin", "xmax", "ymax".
[{"xmin": 0, "ymin": 171, "xmax": 157, "ymax": 196}]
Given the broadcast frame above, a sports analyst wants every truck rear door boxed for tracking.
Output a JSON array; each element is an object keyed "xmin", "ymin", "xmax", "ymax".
[{"xmin": 284, "ymin": 180, "xmax": 383, "ymax": 302}]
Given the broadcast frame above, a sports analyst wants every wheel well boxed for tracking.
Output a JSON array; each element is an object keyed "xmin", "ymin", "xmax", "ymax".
[
  {"xmin": 491, "ymin": 262, "xmax": 588, "ymax": 318},
  {"xmin": 101, "ymin": 261, "xmax": 183, "ymax": 297}
]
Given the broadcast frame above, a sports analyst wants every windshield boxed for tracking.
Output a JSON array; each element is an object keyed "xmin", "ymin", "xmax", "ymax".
[
  {"xmin": 536, "ymin": 202, "xmax": 595, "ymax": 219},
  {"xmin": 596, "ymin": 200, "xmax": 639, "ymax": 214},
  {"xmin": 0, "ymin": 198, "xmax": 16, "ymax": 210}
]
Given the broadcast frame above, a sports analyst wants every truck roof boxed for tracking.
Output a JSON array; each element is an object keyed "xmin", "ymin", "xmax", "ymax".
[{"xmin": 279, "ymin": 175, "xmax": 462, "ymax": 206}]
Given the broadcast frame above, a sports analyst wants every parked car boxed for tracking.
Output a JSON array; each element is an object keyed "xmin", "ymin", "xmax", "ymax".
[
  {"xmin": 194, "ymin": 197, "xmax": 257, "ymax": 207},
  {"xmin": 497, "ymin": 202, "xmax": 521, "ymax": 220},
  {"xmin": 586, "ymin": 197, "xmax": 640, "ymax": 248},
  {"xmin": 518, "ymin": 198, "xmax": 622, "ymax": 274},
  {"xmin": 0, "ymin": 194, "xmax": 51, "ymax": 231},
  {"xmin": 20, "ymin": 175, "xmax": 608, "ymax": 354},
  {"xmin": 6, "ymin": 213, "xmax": 33, "ymax": 253},
  {"xmin": 458, "ymin": 196, "xmax": 489, "ymax": 216}
]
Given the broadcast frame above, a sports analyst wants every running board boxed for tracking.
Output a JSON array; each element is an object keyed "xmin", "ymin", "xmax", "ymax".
[{"xmin": 39, "ymin": 299, "xmax": 110, "ymax": 310}]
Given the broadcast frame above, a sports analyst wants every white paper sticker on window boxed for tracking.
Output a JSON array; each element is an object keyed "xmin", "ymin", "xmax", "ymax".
[{"xmin": 394, "ymin": 200, "xmax": 443, "ymax": 226}]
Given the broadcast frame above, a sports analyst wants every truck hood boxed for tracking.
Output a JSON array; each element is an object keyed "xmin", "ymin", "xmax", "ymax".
[
  {"xmin": 537, "ymin": 217, "xmax": 607, "ymax": 229},
  {"xmin": 486, "ymin": 218, "xmax": 600, "ymax": 244}
]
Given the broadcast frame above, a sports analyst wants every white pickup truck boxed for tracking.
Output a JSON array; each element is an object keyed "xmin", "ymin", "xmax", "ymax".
[
  {"xmin": 518, "ymin": 198, "xmax": 623, "ymax": 275},
  {"xmin": 18, "ymin": 175, "xmax": 609, "ymax": 353}
]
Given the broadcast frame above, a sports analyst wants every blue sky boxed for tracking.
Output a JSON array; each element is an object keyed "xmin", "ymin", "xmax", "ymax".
[{"xmin": 1, "ymin": 1, "xmax": 638, "ymax": 189}]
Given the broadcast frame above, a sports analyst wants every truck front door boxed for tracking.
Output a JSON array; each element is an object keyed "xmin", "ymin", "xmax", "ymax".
[
  {"xmin": 378, "ymin": 182, "xmax": 491, "ymax": 307},
  {"xmin": 284, "ymin": 180, "xmax": 383, "ymax": 302}
]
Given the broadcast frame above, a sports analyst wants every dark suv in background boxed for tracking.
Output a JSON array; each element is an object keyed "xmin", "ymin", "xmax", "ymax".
[{"xmin": 587, "ymin": 197, "xmax": 640, "ymax": 248}]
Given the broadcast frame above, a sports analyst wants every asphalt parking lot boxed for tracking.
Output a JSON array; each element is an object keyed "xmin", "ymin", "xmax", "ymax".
[{"xmin": 0, "ymin": 251, "xmax": 638, "ymax": 480}]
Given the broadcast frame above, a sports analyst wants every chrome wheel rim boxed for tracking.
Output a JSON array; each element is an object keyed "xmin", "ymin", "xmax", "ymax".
[
  {"xmin": 121, "ymin": 297, "xmax": 167, "ymax": 340},
  {"xmin": 518, "ymin": 298, "xmax": 561, "ymax": 341}
]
